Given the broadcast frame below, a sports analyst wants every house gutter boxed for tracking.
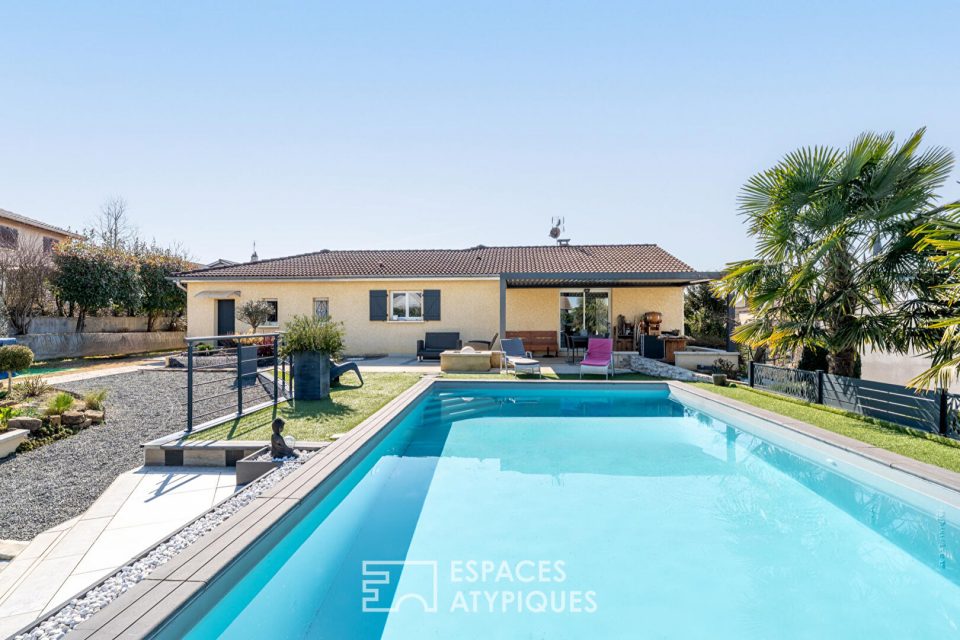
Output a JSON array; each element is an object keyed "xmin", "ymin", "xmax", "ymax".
[{"xmin": 171, "ymin": 271, "xmax": 724, "ymax": 284}]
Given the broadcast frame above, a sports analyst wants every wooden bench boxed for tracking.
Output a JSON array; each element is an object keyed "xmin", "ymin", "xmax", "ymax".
[{"xmin": 506, "ymin": 331, "xmax": 558, "ymax": 357}]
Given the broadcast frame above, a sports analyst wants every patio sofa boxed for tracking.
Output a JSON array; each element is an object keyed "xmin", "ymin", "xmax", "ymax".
[{"xmin": 417, "ymin": 332, "xmax": 462, "ymax": 360}]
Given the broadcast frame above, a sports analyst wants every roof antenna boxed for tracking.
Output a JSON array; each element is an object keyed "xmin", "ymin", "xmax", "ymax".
[
  {"xmin": 250, "ymin": 242, "xmax": 259, "ymax": 262},
  {"xmin": 549, "ymin": 217, "xmax": 569, "ymax": 246}
]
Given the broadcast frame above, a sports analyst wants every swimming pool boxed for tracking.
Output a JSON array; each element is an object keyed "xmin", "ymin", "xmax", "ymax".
[{"xmin": 152, "ymin": 382, "xmax": 960, "ymax": 639}]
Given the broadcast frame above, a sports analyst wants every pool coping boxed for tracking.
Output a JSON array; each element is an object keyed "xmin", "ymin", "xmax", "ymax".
[
  {"xmin": 59, "ymin": 378, "xmax": 960, "ymax": 639},
  {"xmin": 675, "ymin": 382, "xmax": 960, "ymax": 495}
]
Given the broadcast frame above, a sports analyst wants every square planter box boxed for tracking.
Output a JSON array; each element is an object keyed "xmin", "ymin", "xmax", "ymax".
[
  {"xmin": 0, "ymin": 428, "xmax": 29, "ymax": 459},
  {"xmin": 235, "ymin": 446, "xmax": 281, "ymax": 485}
]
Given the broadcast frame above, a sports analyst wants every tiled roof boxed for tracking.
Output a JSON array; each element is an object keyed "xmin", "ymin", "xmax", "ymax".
[
  {"xmin": 177, "ymin": 244, "xmax": 697, "ymax": 279},
  {"xmin": 0, "ymin": 208, "xmax": 83, "ymax": 239}
]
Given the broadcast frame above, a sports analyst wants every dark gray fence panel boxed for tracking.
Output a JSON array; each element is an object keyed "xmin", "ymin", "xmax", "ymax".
[
  {"xmin": 749, "ymin": 362, "xmax": 958, "ymax": 437},
  {"xmin": 947, "ymin": 394, "xmax": 960, "ymax": 436},
  {"xmin": 822, "ymin": 375, "xmax": 939, "ymax": 432}
]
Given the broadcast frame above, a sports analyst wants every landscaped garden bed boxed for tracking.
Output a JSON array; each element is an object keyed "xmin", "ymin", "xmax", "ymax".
[{"xmin": 0, "ymin": 379, "xmax": 108, "ymax": 455}]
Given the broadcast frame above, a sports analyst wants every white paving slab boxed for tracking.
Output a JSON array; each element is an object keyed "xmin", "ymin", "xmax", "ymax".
[{"xmin": 0, "ymin": 465, "xmax": 237, "ymax": 636}]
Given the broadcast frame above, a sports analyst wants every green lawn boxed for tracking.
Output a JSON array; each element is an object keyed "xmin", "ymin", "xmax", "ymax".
[
  {"xmin": 690, "ymin": 382, "xmax": 960, "ymax": 473},
  {"xmin": 186, "ymin": 372, "xmax": 422, "ymax": 442}
]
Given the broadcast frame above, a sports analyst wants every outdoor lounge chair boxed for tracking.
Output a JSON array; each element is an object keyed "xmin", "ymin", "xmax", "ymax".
[
  {"xmin": 331, "ymin": 361, "xmax": 363, "ymax": 387},
  {"xmin": 500, "ymin": 337, "xmax": 541, "ymax": 378},
  {"xmin": 417, "ymin": 332, "xmax": 462, "ymax": 360},
  {"xmin": 579, "ymin": 338, "xmax": 614, "ymax": 379},
  {"xmin": 467, "ymin": 332, "xmax": 499, "ymax": 350}
]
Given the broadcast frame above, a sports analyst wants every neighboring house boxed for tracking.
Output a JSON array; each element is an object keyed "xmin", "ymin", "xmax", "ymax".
[
  {"xmin": 204, "ymin": 258, "xmax": 238, "ymax": 269},
  {"xmin": 175, "ymin": 244, "xmax": 717, "ymax": 356},
  {"xmin": 0, "ymin": 207, "xmax": 83, "ymax": 254}
]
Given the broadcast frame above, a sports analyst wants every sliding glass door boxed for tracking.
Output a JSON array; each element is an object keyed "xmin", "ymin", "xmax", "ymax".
[{"xmin": 560, "ymin": 289, "xmax": 610, "ymax": 337}]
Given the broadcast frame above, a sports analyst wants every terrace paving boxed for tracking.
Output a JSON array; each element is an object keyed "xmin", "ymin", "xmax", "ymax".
[{"xmin": 0, "ymin": 466, "xmax": 237, "ymax": 639}]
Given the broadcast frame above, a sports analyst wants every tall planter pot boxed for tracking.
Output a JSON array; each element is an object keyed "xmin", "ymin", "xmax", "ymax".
[{"xmin": 293, "ymin": 351, "xmax": 331, "ymax": 400}]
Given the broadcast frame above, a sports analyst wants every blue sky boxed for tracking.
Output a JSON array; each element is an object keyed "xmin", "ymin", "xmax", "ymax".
[{"xmin": 2, "ymin": 1, "xmax": 959, "ymax": 269}]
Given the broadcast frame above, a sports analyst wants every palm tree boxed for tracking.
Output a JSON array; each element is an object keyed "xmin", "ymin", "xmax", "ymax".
[
  {"xmin": 716, "ymin": 129, "xmax": 957, "ymax": 377},
  {"xmin": 910, "ymin": 209, "xmax": 960, "ymax": 388}
]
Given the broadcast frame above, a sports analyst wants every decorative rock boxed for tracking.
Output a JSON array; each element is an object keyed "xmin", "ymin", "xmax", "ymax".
[
  {"xmin": 49, "ymin": 415, "xmax": 61, "ymax": 427},
  {"xmin": 83, "ymin": 410, "xmax": 104, "ymax": 425},
  {"xmin": 61, "ymin": 411, "xmax": 85, "ymax": 426},
  {"xmin": 79, "ymin": 419, "xmax": 93, "ymax": 429},
  {"xmin": 7, "ymin": 417, "xmax": 42, "ymax": 433}
]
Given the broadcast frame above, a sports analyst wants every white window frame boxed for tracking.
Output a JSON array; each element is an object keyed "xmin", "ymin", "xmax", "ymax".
[
  {"xmin": 313, "ymin": 297, "xmax": 329, "ymax": 320},
  {"xmin": 390, "ymin": 290, "xmax": 424, "ymax": 322},
  {"xmin": 261, "ymin": 299, "xmax": 279, "ymax": 327}
]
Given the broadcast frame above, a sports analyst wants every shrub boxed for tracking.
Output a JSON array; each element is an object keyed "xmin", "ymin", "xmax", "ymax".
[
  {"xmin": 239, "ymin": 335, "xmax": 276, "ymax": 358},
  {"xmin": 45, "ymin": 392, "xmax": 75, "ymax": 416},
  {"xmin": 138, "ymin": 251, "xmax": 191, "ymax": 331},
  {"xmin": 0, "ymin": 406, "xmax": 20, "ymax": 427},
  {"xmin": 195, "ymin": 342, "xmax": 213, "ymax": 353},
  {"xmin": 17, "ymin": 422, "xmax": 73, "ymax": 452},
  {"xmin": 83, "ymin": 389, "xmax": 108, "ymax": 411},
  {"xmin": 51, "ymin": 240, "xmax": 140, "ymax": 332},
  {"xmin": 16, "ymin": 376, "xmax": 49, "ymax": 398},
  {"xmin": 281, "ymin": 315, "xmax": 345, "ymax": 358},
  {"xmin": 0, "ymin": 345, "xmax": 34, "ymax": 392},
  {"xmin": 712, "ymin": 357, "xmax": 740, "ymax": 380}
]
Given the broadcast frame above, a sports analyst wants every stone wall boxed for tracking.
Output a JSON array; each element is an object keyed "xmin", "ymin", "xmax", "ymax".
[
  {"xmin": 629, "ymin": 355, "xmax": 704, "ymax": 381},
  {"xmin": 17, "ymin": 332, "xmax": 186, "ymax": 360}
]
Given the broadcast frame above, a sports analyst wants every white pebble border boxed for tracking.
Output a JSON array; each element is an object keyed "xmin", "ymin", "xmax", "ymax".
[{"xmin": 15, "ymin": 452, "xmax": 316, "ymax": 640}]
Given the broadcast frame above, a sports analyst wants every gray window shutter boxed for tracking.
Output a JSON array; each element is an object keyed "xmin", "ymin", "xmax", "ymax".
[
  {"xmin": 369, "ymin": 290, "xmax": 387, "ymax": 321},
  {"xmin": 423, "ymin": 289, "xmax": 441, "ymax": 321}
]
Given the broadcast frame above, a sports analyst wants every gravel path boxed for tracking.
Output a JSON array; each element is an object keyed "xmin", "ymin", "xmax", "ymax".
[{"xmin": 0, "ymin": 370, "xmax": 274, "ymax": 540}]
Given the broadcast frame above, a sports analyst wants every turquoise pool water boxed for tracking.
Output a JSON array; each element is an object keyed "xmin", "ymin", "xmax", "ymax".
[{"xmin": 161, "ymin": 385, "xmax": 960, "ymax": 639}]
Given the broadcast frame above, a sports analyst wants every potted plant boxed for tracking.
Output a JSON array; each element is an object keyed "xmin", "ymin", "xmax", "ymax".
[
  {"xmin": 235, "ymin": 300, "xmax": 275, "ymax": 377},
  {"xmin": 282, "ymin": 315, "xmax": 345, "ymax": 401}
]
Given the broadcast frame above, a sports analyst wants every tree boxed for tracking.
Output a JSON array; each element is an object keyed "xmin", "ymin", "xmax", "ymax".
[
  {"xmin": 50, "ymin": 240, "xmax": 140, "ymax": 332},
  {"xmin": 909, "ymin": 208, "xmax": 960, "ymax": 388},
  {"xmin": 0, "ymin": 345, "xmax": 34, "ymax": 392},
  {"xmin": 0, "ymin": 240, "xmax": 52, "ymax": 334},
  {"xmin": 236, "ymin": 300, "xmax": 274, "ymax": 333},
  {"xmin": 716, "ymin": 129, "xmax": 958, "ymax": 377},
  {"xmin": 139, "ymin": 251, "xmax": 191, "ymax": 330},
  {"xmin": 90, "ymin": 196, "xmax": 137, "ymax": 250},
  {"xmin": 685, "ymin": 283, "xmax": 728, "ymax": 348}
]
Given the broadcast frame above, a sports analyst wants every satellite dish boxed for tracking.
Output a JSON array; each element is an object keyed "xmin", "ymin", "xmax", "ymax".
[{"xmin": 549, "ymin": 216, "xmax": 565, "ymax": 239}]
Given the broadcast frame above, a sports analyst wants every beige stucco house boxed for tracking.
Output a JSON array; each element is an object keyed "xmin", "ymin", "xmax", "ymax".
[
  {"xmin": 0, "ymin": 207, "xmax": 82, "ymax": 254},
  {"xmin": 175, "ymin": 244, "xmax": 716, "ymax": 356}
]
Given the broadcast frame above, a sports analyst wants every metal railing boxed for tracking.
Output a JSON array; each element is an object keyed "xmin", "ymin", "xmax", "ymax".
[
  {"xmin": 748, "ymin": 361, "xmax": 959, "ymax": 438},
  {"xmin": 750, "ymin": 362, "xmax": 820, "ymax": 403},
  {"xmin": 184, "ymin": 333, "xmax": 291, "ymax": 431}
]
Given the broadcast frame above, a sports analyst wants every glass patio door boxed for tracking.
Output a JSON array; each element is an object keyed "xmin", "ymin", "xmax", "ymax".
[{"xmin": 560, "ymin": 289, "xmax": 610, "ymax": 337}]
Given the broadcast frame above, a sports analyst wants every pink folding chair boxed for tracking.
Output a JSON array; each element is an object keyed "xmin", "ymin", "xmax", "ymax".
[{"xmin": 579, "ymin": 338, "xmax": 614, "ymax": 379}]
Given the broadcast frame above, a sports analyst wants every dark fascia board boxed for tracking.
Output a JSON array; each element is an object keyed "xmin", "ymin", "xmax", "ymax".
[{"xmin": 500, "ymin": 271, "xmax": 722, "ymax": 281}]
